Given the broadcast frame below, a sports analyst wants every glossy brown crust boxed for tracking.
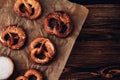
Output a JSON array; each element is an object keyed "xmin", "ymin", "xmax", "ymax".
[
  {"xmin": 29, "ymin": 37, "xmax": 55, "ymax": 64},
  {"xmin": 14, "ymin": 0, "xmax": 42, "ymax": 20},
  {"xmin": 31, "ymin": 48, "xmax": 50, "ymax": 64},
  {"xmin": 24, "ymin": 69, "xmax": 42, "ymax": 80},
  {"xmin": 15, "ymin": 76, "xmax": 28, "ymax": 80},
  {"xmin": 29, "ymin": 37, "xmax": 47, "ymax": 51},
  {"xmin": 0, "ymin": 26, "xmax": 26, "ymax": 50},
  {"xmin": 44, "ymin": 11, "xmax": 72, "ymax": 38}
]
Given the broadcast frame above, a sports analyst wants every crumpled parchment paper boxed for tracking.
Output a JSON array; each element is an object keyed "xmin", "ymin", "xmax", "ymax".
[{"xmin": 0, "ymin": 0, "xmax": 89, "ymax": 80}]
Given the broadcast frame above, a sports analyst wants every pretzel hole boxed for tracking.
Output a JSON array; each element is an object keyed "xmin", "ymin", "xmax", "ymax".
[
  {"xmin": 59, "ymin": 22, "xmax": 67, "ymax": 33},
  {"xmin": 49, "ymin": 18, "xmax": 59, "ymax": 29},
  {"xmin": 11, "ymin": 33, "xmax": 19, "ymax": 45},
  {"xmin": 35, "ymin": 51, "xmax": 46, "ymax": 59},
  {"xmin": 30, "ymin": 8, "xmax": 35, "ymax": 16},
  {"xmin": 34, "ymin": 43, "xmax": 41, "ymax": 48},
  {"xmin": 4, "ymin": 33, "xmax": 10, "ymax": 41},
  {"xmin": 20, "ymin": 4, "xmax": 26, "ymax": 13},
  {"xmin": 13, "ymin": 38, "xmax": 19, "ymax": 45},
  {"xmin": 28, "ymin": 4, "xmax": 35, "ymax": 16},
  {"xmin": 28, "ymin": 4, "xmax": 32, "ymax": 7},
  {"xmin": 43, "ymin": 45, "xmax": 48, "ymax": 52},
  {"xmin": 29, "ymin": 75, "xmax": 37, "ymax": 80}
]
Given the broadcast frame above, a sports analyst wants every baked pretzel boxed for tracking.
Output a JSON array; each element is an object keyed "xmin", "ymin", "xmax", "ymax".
[
  {"xmin": 15, "ymin": 76, "xmax": 28, "ymax": 80},
  {"xmin": 0, "ymin": 26, "xmax": 26, "ymax": 50},
  {"xmin": 14, "ymin": 0, "xmax": 42, "ymax": 20},
  {"xmin": 15, "ymin": 69, "xmax": 42, "ymax": 80},
  {"xmin": 44, "ymin": 11, "xmax": 72, "ymax": 38},
  {"xmin": 24, "ymin": 69, "xmax": 42, "ymax": 80},
  {"xmin": 29, "ymin": 38, "xmax": 55, "ymax": 64}
]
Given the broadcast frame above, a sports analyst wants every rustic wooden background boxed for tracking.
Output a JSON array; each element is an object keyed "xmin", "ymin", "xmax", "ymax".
[{"xmin": 60, "ymin": 0, "xmax": 120, "ymax": 80}]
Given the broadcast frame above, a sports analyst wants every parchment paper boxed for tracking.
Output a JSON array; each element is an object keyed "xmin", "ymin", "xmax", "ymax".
[{"xmin": 0, "ymin": 0, "xmax": 89, "ymax": 80}]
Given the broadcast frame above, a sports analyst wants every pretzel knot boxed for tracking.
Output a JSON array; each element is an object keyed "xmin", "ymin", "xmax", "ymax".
[
  {"xmin": 29, "ymin": 38, "xmax": 55, "ymax": 64},
  {"xmin": 0, "ymin": 26, "xmax": 26, "ymax": 50},
  {"xmin": 14, "ymin": 0, "xmax": 42, "ymax": 20},
  {"xmin": 44, "ymin": 11, "xmax": 73, "ymax": 38}
]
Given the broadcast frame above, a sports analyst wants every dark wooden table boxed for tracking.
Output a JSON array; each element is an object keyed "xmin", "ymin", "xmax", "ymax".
[{"xmin": 60, "ymin": 0, "xmax": 120, "ymax": 80}]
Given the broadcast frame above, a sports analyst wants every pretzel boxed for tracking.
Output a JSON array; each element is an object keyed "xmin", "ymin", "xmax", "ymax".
[
  {"xmin": 14, "ymin": 0, "xmax": 42, "ymax": 20},
  {"xmin": 15, "ymin": 69, "xmax": 42, "ymax": 80},
  {"xmin": 44, "ymin": 11, "xmax": 72, "ymax": 38},
  {"xmin": 0, "ymin": 26, "xmax": 26, "ymax": 50},
  {"xmin": 29, "ymin": 38, "xmax": 55, "ymax": 64},
  {"xmin": 24, "ymin": 69, "xmax": 42, "ymax": 80},
  {"xmin": 15, "ymin": 76, "xmax": 28, "ymax": 80}
]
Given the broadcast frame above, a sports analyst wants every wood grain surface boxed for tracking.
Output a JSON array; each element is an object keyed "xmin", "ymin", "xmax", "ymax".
[{"xmin": 60, "ymin": 1, "xmax": 120, "ymax": 80}]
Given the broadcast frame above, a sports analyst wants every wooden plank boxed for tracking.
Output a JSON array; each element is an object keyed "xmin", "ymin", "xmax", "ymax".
[{"xmin": 60, "ymin": 4, "xmax": 120, "ymax": 80}]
